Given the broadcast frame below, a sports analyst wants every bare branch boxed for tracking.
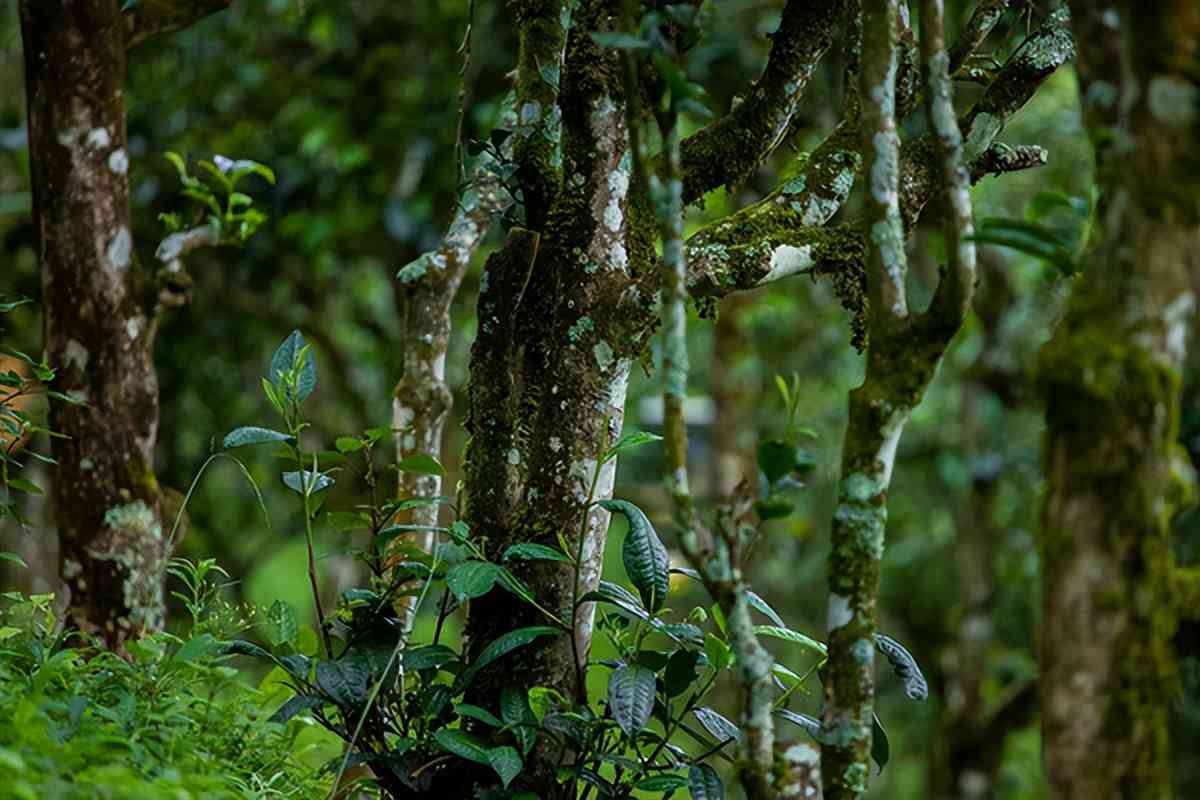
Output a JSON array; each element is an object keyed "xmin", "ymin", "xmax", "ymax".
[
  {"xmin": 969, "ymin": 142, "xmax": 1047, "ymax": 180},
  {"xmin": 123, "ymin": 0, "xmax": 232, "ymax": 50},
  {"xmin": 680, "ymin": 0, "xmax": 849, "ymax": 203}
]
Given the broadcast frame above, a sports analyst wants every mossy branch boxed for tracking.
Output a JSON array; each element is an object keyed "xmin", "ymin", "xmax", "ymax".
[
  {"xmin": 679, "ymin": 0, "xmax": 849, "ymax": 203},
  {"xmin": 123, "ymin": 0, "xmax": 232, "ymax": 50}
]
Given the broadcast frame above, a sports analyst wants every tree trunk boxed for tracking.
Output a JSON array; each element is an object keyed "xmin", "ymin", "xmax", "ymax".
[
  {"xmin": 1037, "ymin": 3, "xmax": 1200, "ymax": 796},
  {"xmin": 21, "ymin": 0, "xmax": 166, "ymax": 650}
]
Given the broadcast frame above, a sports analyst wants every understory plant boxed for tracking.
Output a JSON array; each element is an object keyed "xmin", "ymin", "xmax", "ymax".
[{"xmin": 221, "ymin": 332, "xmax": 929, "ymax": 799}]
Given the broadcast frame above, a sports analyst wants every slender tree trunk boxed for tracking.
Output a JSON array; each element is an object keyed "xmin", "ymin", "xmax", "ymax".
[
  {"xmin": 20, "ymin": 0, "xmax": 230, "ymax": 650},
  {"xmin": 1037, "ymin": 4, "xmax": 1200, "ymax": 796},
  {"xmin": 21, "ymin": 0, "xmax": 166, "ymax": 649}
]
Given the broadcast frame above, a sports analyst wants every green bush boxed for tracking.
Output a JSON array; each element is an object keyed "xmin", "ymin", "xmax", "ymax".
[{"xmin": 0, "ymin": 589, "xmax": 335, "ymax": 799}]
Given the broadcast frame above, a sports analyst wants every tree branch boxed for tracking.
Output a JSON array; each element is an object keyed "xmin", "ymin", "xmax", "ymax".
[
  {"xmin": 679, "ymin": 0, "xmax": 849, "ymax": 203},
  {"xmin": 948, "ymin": 0, "xmax": 1011, "ymax": 73},
  {"xmin": 123, "ymin": 0, "xmax": 232, "ymax": 50}
]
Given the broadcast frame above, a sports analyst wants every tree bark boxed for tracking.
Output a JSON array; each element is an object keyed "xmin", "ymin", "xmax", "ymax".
[
  {"xmin": 21, "ymin": 0, "xmax": 167, "ymax": 650},
  {"xmin": 1037, "ymin": 4, "xmax": 1200, "ymax": 796}
]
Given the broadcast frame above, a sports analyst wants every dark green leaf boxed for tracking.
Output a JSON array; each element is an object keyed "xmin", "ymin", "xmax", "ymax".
[
  {"xmin": 872, "ymin": 713, "xmax": 889, "ymax": 772},
  {"xmin": 664, "ymin": 649, "xmax": 700, "ymax": 697},
  {"xmin": 501, "ymin": 687, "xmax": 539, "ymax": 755},
  {"xmin": 775, "ymin": 708, "xmax": 822, "ymax": 740},
  {"xmin": 456, "ymin": 703, "xmax": 501, "ymax": 727},
  {"xmin": 460, "ymin": 626, "xmax": 561, "ymax": 687},
  {"xmin": 402, "ymin": 644, "xmax": 459, "ymax": 671},
  {"xmin": 600, "ymin": 499, "xmax": 670, "ymax": 613},
  {"xmin": 270, "ymin": 694, "xmax": 323, "ymax": 724},
  {"xmin": 745, "ymin": 590, "xmax": 787, "ymax": 628},
  {"xmin": 636, "ymin": 774, "xmax": 688, "ymax": 791},
  {"xmin": 222, "ymin": 426, "xmax": 294, "ymax": 449},
  {"xmin": 487, "ymin": 745, "xmax": 523, "ymax": 787},
  {"xmin": 316, "ymin": 659, "xmax": 371, "ymax": 708},
  {"xmin": 607, "ymin": 664, "xmax": 656, "ymax": 738},
  {"xmin": 502, "ymin": 543, "xmax": 572, "ymax": 564},
  {"xmin": 446, "ymin": 561, "xmax": 501, "ymax": 602},
  {"xmin": 753, "ymin": 625, "xmax": 827, "ymax": 656},
  {"xmin": 757, "ymin": 439, "xmax": 797, "ymax": 484},
  {"xmin": 266, "ymin": 600, "xmax": 298, "ymax": 647},
  {"xmin": 688, "ymin": 763, "xmax": 724, "ymax": 800},
  {"xmin": 395, "ymin": 454, "xmax": 445, "ymax": 476},
  {"xmin": 434, "ymin": 730, "xmax": 490, "ymax": 764}
]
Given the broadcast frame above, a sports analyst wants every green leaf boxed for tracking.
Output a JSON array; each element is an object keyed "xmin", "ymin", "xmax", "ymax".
[
  {"xmin": 693, "ymin": 707, "xmax": 740, "ymax": 744},
  {"xmin": 703, "ymin": 633, "xmax": 732, "ymax": 672},
  {"xmin": 326, "ymin": 510, "xmax": 369, "ymax": 532},
  {"xmin": 434, "ymin": 730, "xmax": 490, "ymax": 764},
  {"xmin": 316, "ymin": 658, "xmax": 370, "ymax": 708},
  {"xmin": 753, "ymin": 625, "xmax": 827, "ymax": 656},
  {"xmin": 269, "ymin": 330, "xmax": 317, "ymax": 401},
  {"xmin": 461, "ymin": 626, "xmax": 561, "ymax": 687},
  {"xmin": 500, "ymin": 687, "xmax": 539, "ymax": 755},
  {"xmin": 745, "ymin": 590, "xmax": 787, "ymax": 628},
  {"xmin": 266, "ymin": 600, "xmax": 298, "ymax": 647},
  {"xmin": 334, "ymin": 436, "xmax": 364, "ymax": 453},
  {"xmin": 600, "ymin": 499, "xmax": 670, "ymax": 614},
  {"xmin": 872, "ymin": 713, "xmax": 890, "ymax": 772},
  {"xmin": 0, "ymin": 552, "xmax": 28, "ymax": 569},
  {"xmin": 6, "ymin": 478, "xmax": 42, "ymax": 495},
  {"xmin": 395, "ymin": 454, "xmax": 445, "ymax": 476},
  {"xmin": 502, "ymin": 543, "xmax": 572, "ymax": 564},
  {"xmin": 402, "ymin": 644, "xmax": 459, "ymax": 671},
  {"xmin": 688, "ymin": 763, "xmax": 724, "ymax": 800},
  {"xmin": 607, "ymin": 664, "xmax": 656, "ymax": 738},
  {"xmin": 636, "ymin": 774, "xmax": 688, "ymax": 791},
  {"xmin": 875, "ymin": 633, "xmax": 928, "ymax": 701},
  {"xmin": 282, "ymin": 470, "xmax": 334, "ymax": 495},
  {"xmin": 664, "ymin": 649, "xmax": 700, "ymax": 697},
  {"xmin": 487, "ymin": 745, "xmax": 523, "ymax": 787},
  {"xmin": 757, "ymin": 439, "xmax": 797, "ymax": 484},
  {"xmin": 456, "ymin": 703, "xmax": 502, "ymax": 727},
  {"xmin": 222, "ymin": 426, "xmax": 295, "ymax": 449},
  {"xmin": 603, "ymin": 430, "xmax": 662, "ymax": 461},
  {"xmin": 775, "ymin": 708, "xmax": 822, "ymax": 740},
  {"xmin": 589, "ymin": 31, "xmax": 649, "ymax": 50},
  {"xmin": 446, "ymin": 561, "xmax": 501, "ymax": 602}
]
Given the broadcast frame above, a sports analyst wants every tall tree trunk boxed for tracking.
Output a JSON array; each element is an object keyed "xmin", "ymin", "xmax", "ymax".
[
  {"xmin": 1037, "ymin": 4, "xmax": 1200, "ymax": 796},
  {"xmin": 20, "ymin": 0, "xmax": 229, "ymax": 649},
  {"xmin": 21, "ymin": 0, "xmax": 165, "ymax": 649}
]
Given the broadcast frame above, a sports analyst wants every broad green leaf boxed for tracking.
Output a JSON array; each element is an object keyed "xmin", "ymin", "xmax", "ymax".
[
  {"xmin": 876, "ymin": 633, "xmax": 928, "ymax": 700},
  {"xmin": 269, "ymin": 330, "xmax": 317, "ymax": 401},
  {"xmin": 456, "ymin": 703, "xmax": 501, "ymax": 727},
  {"xmin": 460, "ymin": 626, "xmax": 561, "ymax": 687},
  {"xmin": 600, "ymin": 499, "xmax": 669, "ymax": 613},
  {"xmin": 270, "ymin": 694, "xmax": 323, "ymax": 724},
  {"xmin": 395, "ymin": 454, "xmax": 445, "ymax": 476},
  {"xmin": 446, "ymin": 561, "xmax": 501, "ymax": 602},
  {"xmin": 757, "ymin": 439, "xmax": 797, "ymax": 485},
  {"xmin": 607, "ymin": 664, "xmax": 656, "ymax": 738},
  {"xmin": 753, "ymin": 625, "xmax": 827, "ymax": 656},
  {"xmin": 0, "ymin": 552, "xmax": 26, "ymax": 569},
  {"xmin": 222, "ymin": 426, "xmax": 294, "ymax": 449},
  {"xmin": 501, "ymin": 687, "xmax": 539, "ymax": 756},
  {"xmin": 266, "ymin": 600, "xmax": 298, "ymax": 647},
  {"xmin": 502, "ymin": 543, "xmax": 572, "ymax": 564},
  {"xmin": 326, "ymin": 510, "xmax": 369, "ymax": 532},
  {"xmin": 703, "ymin": 633, "xmax": 732, "ymax": 672},
  {"xmin": 434, "ymin": 729, "xmax": 490, "ymax": 764},
  {"xmin": 402, "ymin": 644, "xmax": 458, "ymax": 671},
  {"xmin": 487, "ymin": 745, "xmax": 523, "ymax": 787},
  {"xmin": 172, "ymin": 633, "xmax": 217, "ymax": 664},
  {"xmin": 693, "ymin": 706, "xmax": 740, "ymax": 744},
  {"xmin": 688, "ymin": 763, "xmax": 724, "ymax": 800},
  {"xmin": 664, "ymin": 649, "xmax": 700, "ymax": 697},
  {"xmin": 334, "ymin": 436, "xmax": 364, "ymax": 453},
  {"xmin": 222, "ymin": 639, "xmax": 272, "ymax": 660},
  {"xmin": 316, "ymin": 658, "xmax": 370, "ymax": 708}
]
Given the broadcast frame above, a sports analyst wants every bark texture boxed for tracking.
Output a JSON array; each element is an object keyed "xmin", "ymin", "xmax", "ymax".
[
  {"xmin": 21, "ymin": 0, "xmax": 167, "ymax": 650},
  {"xmin": 1037, "ymin": 4, "xmax": 1200, "ymax": 797}
]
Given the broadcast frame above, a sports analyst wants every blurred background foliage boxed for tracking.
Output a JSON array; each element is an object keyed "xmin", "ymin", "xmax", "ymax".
[{"xmin": 1, "ymin": 1, "xmax": 1198, "ymax": 797}]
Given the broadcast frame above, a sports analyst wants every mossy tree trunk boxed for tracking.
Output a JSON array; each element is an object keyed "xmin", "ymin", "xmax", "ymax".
[
  {"xmin": 19, "ymin": 0, "xmax": 229, "ymax": 650},
  {"xmin": 1037, "ymin": 4, "xmax": 1200, "ymax": 796}
]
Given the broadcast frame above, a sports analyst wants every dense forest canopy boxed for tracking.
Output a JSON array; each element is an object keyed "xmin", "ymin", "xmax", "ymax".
[{"xmin": 1, "ymin": 1, "xmax": 1198, "ymax": 798}]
